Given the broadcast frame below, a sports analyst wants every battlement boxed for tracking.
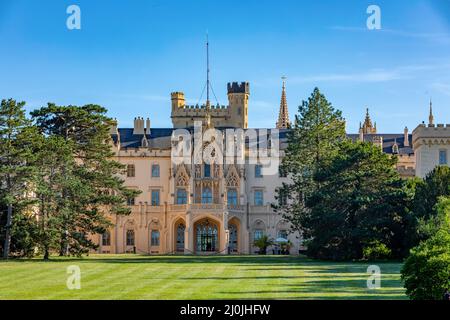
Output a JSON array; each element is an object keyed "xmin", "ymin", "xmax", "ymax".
[
  {"xmin": 227, "ymin": 82, "xmax": 250, "ymax": 94},
  {"xmin": 412, "ymin": 123, "xmax": 450, "ymax": 148}
]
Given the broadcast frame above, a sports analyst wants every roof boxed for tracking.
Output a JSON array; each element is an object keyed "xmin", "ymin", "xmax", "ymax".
[{"xmin": 113, "ymin": 128, "xmax": 412, "ymax": 155}]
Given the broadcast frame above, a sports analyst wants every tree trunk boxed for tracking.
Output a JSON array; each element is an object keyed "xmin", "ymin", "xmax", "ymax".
[
  {"xmin": 43, "ymin": 247, "xmax": 49, "ymax": 260},
  {"xmin": 2, "ymin": 204, "xmax": 13, "ymax": 259}
]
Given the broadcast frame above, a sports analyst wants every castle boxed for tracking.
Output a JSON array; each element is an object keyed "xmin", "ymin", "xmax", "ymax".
[{"xmin": 97, "ymin": 76, "xmax": 449, "ymax": 255}]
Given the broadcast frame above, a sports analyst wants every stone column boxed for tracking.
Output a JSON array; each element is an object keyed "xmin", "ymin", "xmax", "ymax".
[
  {"xmin": 221, "ymin": 210, "xmax": 229, "ymax": 254},
  {"xmin": 184, "ymin": 210, "xmax": 193, "ymax": 254}
]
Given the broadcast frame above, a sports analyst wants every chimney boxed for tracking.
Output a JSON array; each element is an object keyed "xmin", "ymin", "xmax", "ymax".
[
  {"xmin": 146, "ymin": 118, "xmax": 151, "ymax": 134},
  {"xmin": 404, "ymin": 127, "xmax": 409, "ymax": 147},
  {"xmin": 133, "ymin": 117, "xmax": 145, "ymax": 135}
]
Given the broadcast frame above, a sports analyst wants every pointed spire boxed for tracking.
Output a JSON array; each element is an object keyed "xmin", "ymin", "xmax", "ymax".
[
  {"xmin": 276, "ymin": 76, "xmax": 290, "ymax": 129},
  {"xmin": 362, "ymin": 108, "xmax": 377, "ymax": 134},
  {"xmin": 428, "ymin": 98, "xmax": 434, "ymax": 126},
  {"xmin": 204, "ymin": 33, "xmax": 212, "ymax": 129}
]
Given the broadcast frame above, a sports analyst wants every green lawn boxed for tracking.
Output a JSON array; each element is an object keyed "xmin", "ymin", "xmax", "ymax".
[{"xmin": 0, "ymin": 254, "xmax": 406, "ymax": 300}]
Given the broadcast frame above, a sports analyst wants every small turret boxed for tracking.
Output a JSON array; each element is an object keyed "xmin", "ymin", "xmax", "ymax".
[{"xmin": 171, "ymin": 92, "xmax": 185, "ymax": 110}]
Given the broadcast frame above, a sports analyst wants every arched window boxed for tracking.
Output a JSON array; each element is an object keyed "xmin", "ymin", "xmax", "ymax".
[
  {"xmin": 151, "ymin": 230, "xmax": 160, "ymax": 246},
  {"xmin": 228, "ymin": 223, "xmax": 238, "ymax": 253},
  {"xmin": 227, "ymin": 188, "xmax": 238, "ymax": 206},
  {"xmin": 176, "ymin": 223, "xmax": 185, "ymax": 252},
  {"xmin": 102, "ymin": 230, "xmax": 111, "ymax": 246},
  {"xmin": 202, "ymin": 187, "xmax": 212, "ymax": 204},
  {"xmin": 126, "ymin": 230, "xmax": 135, "ymax": 246},
  {"xmin": 176, "ymin": 188, "xmax": 187, "ymax": 204},
  {"xmin": 204, "ymin": 164, "xmax": 211, "ymax": 178}
]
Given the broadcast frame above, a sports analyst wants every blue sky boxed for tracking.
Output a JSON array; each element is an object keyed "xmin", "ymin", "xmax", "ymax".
[{"xmin": 0, "ymin": 0, "xmax": 449, "ymax": 132}]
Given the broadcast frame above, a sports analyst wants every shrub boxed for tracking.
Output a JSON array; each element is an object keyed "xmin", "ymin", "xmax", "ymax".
[
  {"xmin": 401, "ymin": 229, "xmax": 450, "ymax": 300},
  {"xmin": 362, "ymin": 241, "xmax": 392, "ymax": 261}
]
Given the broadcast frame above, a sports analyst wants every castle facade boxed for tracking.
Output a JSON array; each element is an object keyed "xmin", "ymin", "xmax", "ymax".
[{"xmin": 95, "ymin": 81, "xmax": 449, "ymax": 255}]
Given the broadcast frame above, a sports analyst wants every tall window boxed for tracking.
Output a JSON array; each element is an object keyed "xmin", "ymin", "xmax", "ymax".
[
  {"xmin": 127, "ymin": 197, "xmax": 135, "ymax": 206},
  {"xmin": 439, "ymin": 150, "xmax": 448, "ymax": 165},
  {"xmin": 176, "ymin": 188, "xmax": 187, "ymax": 204},
  {"xmin": 255, "ymin": 164, "xmax": 263, "ymax": 178},
  {"xmin": 151, "ymin": 230, "xmax": 160, "ymax": 246},
  {"xmin": 102, "ymin": 231, "xmax": 111, "ymax": 246},
  {"xmin": 227, "ymin": 188, "xmax": 238, "ymax": 206},
  {"xmin": 127, "ymin": 164, "xmax": 135, "ymax": 177},
  {"xmin": 278, "ymin": 190, "xmax": 287, "ymax": 206},
  {"xmin": 254, "ymin": 229, "xmax": 263, "ymax": 241},
  {"xmin": 151, "ymin": 164, "xmax": 160, "ymax": 177},
  {"xmin": 204, "ymin": 164, "xmax": 211, "ymax": 178},
  {"xmin": 126, "ymin": 230, "xmax": 135, "ymax": 246},
  {"xmin": 254, "ymin": 190, "xmax": 264, "ymax": 206},
  {"xmin": 202, "ymin": 187, "xmax": 213, "ymax": 204},
  {"xmin": 277, "ymin": 230, "xmax": 288, "ymax": 240},
  {"xmin": 151, "ymin": 190, "xmax": 160, "ymax": 206}
]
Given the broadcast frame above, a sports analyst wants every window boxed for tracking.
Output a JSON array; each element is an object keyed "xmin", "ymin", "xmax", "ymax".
[
  {"xmin": 202, "ymin": 187, "xmax": 213, "ymax": 204},
  {"xmin": 439, "ymin": 150, "xmax": 448, "ymax": 165},
  {"xmin": 176, "ymin": 188, "xmax": 187, "ymax": 204},
  {"xmin": 204, "ymin": 164, "xmax": 211, "ymax": 178},
  {"xmin": 254, "ymin": 190, "xmax": 264, "ymax": 206},
  {"xmin": 254, "ymin": 229, "xmax": 263, "ymax": 241},
  {"xmin": 151, "ymin": 230, "xmax": 160, "ymax": 246},
  {"xmin": 227, "ymin": 188, "xmax": 238, "ymax": 206},
  {"xmin": 278, "ymin": 192, "xmax": 288, "ymax": 206},
  {"xmin": 277, "ymin": 230, "xmax": 288, "ymax": 240},
  {"xmin": 126, "ymin": 230, "xmax": 135, "ymax": 246},
  {"xmin": 255, "ymin": 164, "xmax": 263, "ymax": 178},
  {"xmin": 102, "ymin": 231, "xmax": 111, "ymax": 246},
  {"xmin": 151, "ymin": 164, "xmax": 160, "ymax": 178},
  {"xmin": 151, "ymin": 190, "xmax": 160, "ymax": 206},
  {"xmin": 127, "ymin": 164, "xmax": 135, "ymax": 177},
  {"xmin": 127, "ymin": 197, "xmax": 135, "ymax": 206}
]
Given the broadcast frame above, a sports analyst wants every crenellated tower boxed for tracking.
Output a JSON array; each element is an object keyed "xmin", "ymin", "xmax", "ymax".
[{"xmin": 227, "ymin": 81, "xmax": 250, "ymax": 128}]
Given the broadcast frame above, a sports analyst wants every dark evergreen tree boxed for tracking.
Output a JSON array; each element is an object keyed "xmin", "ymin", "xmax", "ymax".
[
  {"xmin": 0, "ymin": 99, "xmax": 37, "ymax": 258},
  {"xmin": 31, "ymin": 104, "xmax": 140, "ymax": 258},
  {"xmin": 273, "ymin": 88, "xmax": 346, "ymax": 236}
]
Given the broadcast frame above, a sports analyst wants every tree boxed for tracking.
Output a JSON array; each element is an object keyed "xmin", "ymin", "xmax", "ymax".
[
  {"xmin": 273, "ymin": 88, "xmax": 346, "ymax": 236},
  {"xmin": 0, "ymin": 99, "xmax": 37, "ymax": 258},
  {"xmin": 31, "ymin": 104, "xmax": 140, "ymax": 258},
  {"xmin": 409, "ymin": 166, "xmax": 450, "ymax": 245},
  {"xmin": 401, "ymin": 197, "xmax": 450, "ymax": 300},
  {"xmin": 254, "ymin": 235, "xmax": 274, "ymax": 255},
  {"xmin": 305, "ymin": 140, "xmax": 408, "ymax": 260}
]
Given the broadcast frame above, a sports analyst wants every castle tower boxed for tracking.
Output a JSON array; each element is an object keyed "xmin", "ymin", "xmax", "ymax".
[
  {"xmin": 171, "ymin": 92, "xmax": 185, "ymax": 111},
  {"xmin": 362, "ymin": 108, "xmax": 377, "ymax": 134},
  {"xmin": 227, "ymin": 82, "xmax": 250, "ymax": 128},
  {"xmin": 276, "ymin": 77, "xmax": 290, "ymax": 129}
]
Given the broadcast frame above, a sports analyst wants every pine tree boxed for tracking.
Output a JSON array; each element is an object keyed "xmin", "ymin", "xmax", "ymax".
[
  {"xmin": 0, "ymin": 99, "xmax": 37, "ymax": 258},
  {"xmin": 273, "ymin": 88, "xmax": 346, "ymax": 236},
  {"xmin": 31, "ymin": 104, "xmax": 139, "ymax": 257}
]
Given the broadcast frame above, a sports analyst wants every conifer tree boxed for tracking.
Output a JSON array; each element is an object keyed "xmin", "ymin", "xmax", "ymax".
[
  {"xmin": 273, "ymin": 88, "xmax": 346, "ymax": 236},
  {"xmin": 0, "ymin": 99, "xmax": 37, "ymax": 258},
  {"xmin": 31, "ymin": 104, "xmax": 139, "ymax": 257}
]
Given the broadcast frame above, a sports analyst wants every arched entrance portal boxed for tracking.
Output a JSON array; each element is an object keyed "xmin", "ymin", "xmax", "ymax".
[
  {"xmin": 228, "ymin": 223, "xmax": 238, "ymax": 253},
  {"xmin": 194, "ymin": 219, "xmax": 219, "ymax": 253},
  {"xmin": 174, "ymin": 220, "xmax": 185, "ymax": 253}
]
